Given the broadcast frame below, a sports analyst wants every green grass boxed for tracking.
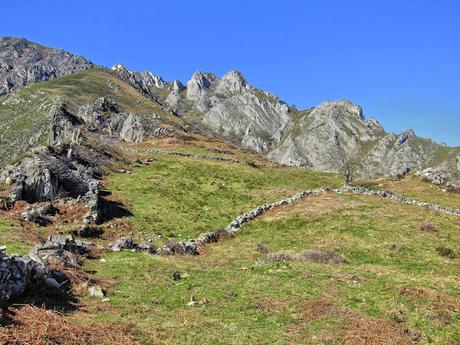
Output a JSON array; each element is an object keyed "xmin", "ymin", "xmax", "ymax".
[
  {"xmin": 363, "ymin": 176, "xmax": 460, "ymax": 210},
  {"xmin": 106, "ymin": 154, "xmax": 340, "ymax": 241},
  {"xmin": 79, "ymin": 191, "xmax": 460, "ymax": 344},
  {"xmin": 0, "ymin": 218, "xmax": 31, "ymax": 255},
  {"xmin": 108, "ymin": 151, "xmax": 459, "ymax": 247}
]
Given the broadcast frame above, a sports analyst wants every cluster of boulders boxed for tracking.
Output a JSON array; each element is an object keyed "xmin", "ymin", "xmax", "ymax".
[
  {"xmin": 0, "ymin": 97, "xmax": 160, "ymax": 227},
  {"xmin": 21, "ymin": 202, "xmax": 58, "ymax": 226},
  {"xmin": 0, "ymin": 234, "xmax": 92, "ymax": 304},
  {"xmin": 0, "ymin": 145, "xmax": 101, "ymax": 224},
  {"xmin": 415, "ymin": 167, "xmax": 459, "ymax": 191}
]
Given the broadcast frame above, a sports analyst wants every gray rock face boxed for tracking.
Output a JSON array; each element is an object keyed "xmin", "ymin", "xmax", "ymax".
[
  {"xmin": 1, "ymin": 146, "xmax": 99, "ymax": 204},
  {"xmin": 119, "ymin": 113, "xmax": 144, "ymax": 142},
  {"xmin": 268, "ymin": 100, "xmax": 460, "ymax": 177},
  {"xmin": 194, "ymin": 71, "xmax": 292, "ymax": 153},
  {"xmin": 0, "ymin": 37, "xmax": 93, "ymax": 95},
  {"xmin": 0, "ymin": 234, "xmax": 92, "ymax": 303},
  {"xmin": 268, "ymin": 100, "xmax": 384, "ymax": 170},
  {"xmin": 113, "ymin": 66, "xmax": 292, "ymax": 153},
  {"xmin": 75, "ymin": 97, "xmax": 145, "ymax": 143},
  {"xmin": 186, "ymin": 71, "xmax": 218, "ymax": 111},
  {"xmin": 111, "ymin": 64, "xmax": 173, "ymax": 104}
]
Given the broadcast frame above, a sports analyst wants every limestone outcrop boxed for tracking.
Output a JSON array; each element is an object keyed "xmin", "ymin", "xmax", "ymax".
[{"xmin": 0, "ymin": 37, "xmax": 93, "ymax": 95}]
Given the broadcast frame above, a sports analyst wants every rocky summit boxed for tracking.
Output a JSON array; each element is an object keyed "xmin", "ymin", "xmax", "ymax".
[{"xmin": 0, "ymin": 37, "xmax": 93, "ymax": 96}]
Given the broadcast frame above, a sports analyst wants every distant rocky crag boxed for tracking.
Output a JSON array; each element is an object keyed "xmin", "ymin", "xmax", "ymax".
[{"xmin": 0, "ymin": 37, "xmax": 93, "ymax": 96}]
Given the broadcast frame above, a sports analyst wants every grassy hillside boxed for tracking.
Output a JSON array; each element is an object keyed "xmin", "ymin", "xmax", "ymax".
[
  {"xmin": 0, "ymin": 68, "xmax": 181, "ymax": 166},
  {"xmin": 106, "ymin": 154, "xmax": 340, "ymax": 241},
  {"xmin": 0, "ymin": 140, "xmax": 459, "ymax": 343},
  {"xmin": 70, "ymin": 153, "xmax": 458, "ymax": 344}
]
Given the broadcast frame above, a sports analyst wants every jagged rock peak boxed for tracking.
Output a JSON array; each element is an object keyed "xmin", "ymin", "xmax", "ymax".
[
  {"xmin": 111, "ymin": 64, "xmax": 172, "ymax": 90},
  {"xmin": 216, "ymin": 70, "xmax": 250, "ymax": 95},
  {"xmin": 395, "ymin": 129, "xmax": 415, "ymax": 147},
  {"xmin": 314, "ymin": 99, "xmax": 364, "ymax": 120},
  {"xmin": 188, "ymin": 71, "xmax": 218, "ymax": 88},
  {"xmin": 0, "ymin": 37, "xmax": 93, "ymax": 95},
  {"xmin": 172, "ymin": 80, "xmax": 184, "ymax": 92},
  {"xmin": 186, "ymin": 71, "xmax": 217, "ymax": 101}
]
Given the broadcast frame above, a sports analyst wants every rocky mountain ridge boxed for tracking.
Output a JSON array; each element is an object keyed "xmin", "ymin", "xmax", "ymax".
[
  {"xmin": 112, "ymin": 64, "xmax": 460, "ymax": 179},
  {"xmin": 1, "ymin": 37, "xmax": 459, "ymax": 179},
  {"xmin": 0, "ymin": 37, "xmax": 93, "ymax": 95}
]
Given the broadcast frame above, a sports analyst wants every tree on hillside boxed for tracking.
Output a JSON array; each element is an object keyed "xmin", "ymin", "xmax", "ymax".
[{"xmin": 327, "ymin": 146, "xmax": 360, "ymax": 185}]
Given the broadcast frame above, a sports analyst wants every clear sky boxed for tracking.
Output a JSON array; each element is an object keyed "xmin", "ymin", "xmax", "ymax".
[{"xmin": 3, "ymin": 0, "xmax": 459, "ymax": 145}]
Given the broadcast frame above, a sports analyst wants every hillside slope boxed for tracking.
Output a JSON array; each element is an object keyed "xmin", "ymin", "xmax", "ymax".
[
  {"xmin": 0, "ymin": 68, "xmax": 182, "ymax": 167},
  {"xmin": 1, "ymin": 138, "xmax": 459, "ymax": 344}
]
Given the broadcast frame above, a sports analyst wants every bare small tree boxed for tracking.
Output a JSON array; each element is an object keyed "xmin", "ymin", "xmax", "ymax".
[{"xmin": 326, "ymin": 146, "xmax": 360, "ymax": 185}]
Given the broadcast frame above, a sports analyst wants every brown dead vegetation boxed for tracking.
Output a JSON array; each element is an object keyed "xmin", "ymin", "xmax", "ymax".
[
  {"xmin": 398, "ymin": 286, "xmax": 460, "ymax": 313},
  {"xmin": 0, "ymin": 305, "xmax": 138, "ymax": 345},
  {"xmin": 287, "ymin": 298, "xmax": 418, "ymax": 345},
  {"xmin": 419, "ymin": 223, "xmax": 438, "ymax": 234}
]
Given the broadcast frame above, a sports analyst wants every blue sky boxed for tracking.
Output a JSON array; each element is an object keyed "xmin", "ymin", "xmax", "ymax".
[{"xmin": 3, "ymin": 0, "xmax": 459, "ymax": 145}]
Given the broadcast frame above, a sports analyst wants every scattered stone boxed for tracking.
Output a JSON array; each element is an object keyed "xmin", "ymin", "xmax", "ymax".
[
  {"xmin": 75, "ymin": 224, "xmax": 103, "ymax": 238},
  {"xmin": 137, "ymin": 242, "xmax": 156, "ymax": 253},
  {"xmin": 0, "ymin": 251, "xmax": 31, "ymax": 303},
  {"xmin": 0, "ymin": 234, "xmax": 93, "ymax": 303},
  {"xmin": 109, "ymin": 237, "xmax": 156, "ymax": 253},
  {"xmin": 28, "ymin": 234, "xmax": 91, "ymax": 268},
  {"xmin": 87, "ymin": 284, "xmax": 105, "ymax": 299},
  {"xmin": 21, "ymin": 202, "xmax": 58, "ymax": 226},
  {"xmin": 256, "ymin": 244, "xmax": 270, "ymax": 254},
  {"xmin": 416, "ymin": 168, "xmax": 450, "ymax": 186},
  {"xmin": 172, "ymin": 271, "xmax": 181, "ymax": 281},
  {"xmin": 110, "ymin": 236, "xmax": 135, "ymax": 252},
  {"xmin": 419, "ymin": 223, "xmax": 438, "ymax": 233}
]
